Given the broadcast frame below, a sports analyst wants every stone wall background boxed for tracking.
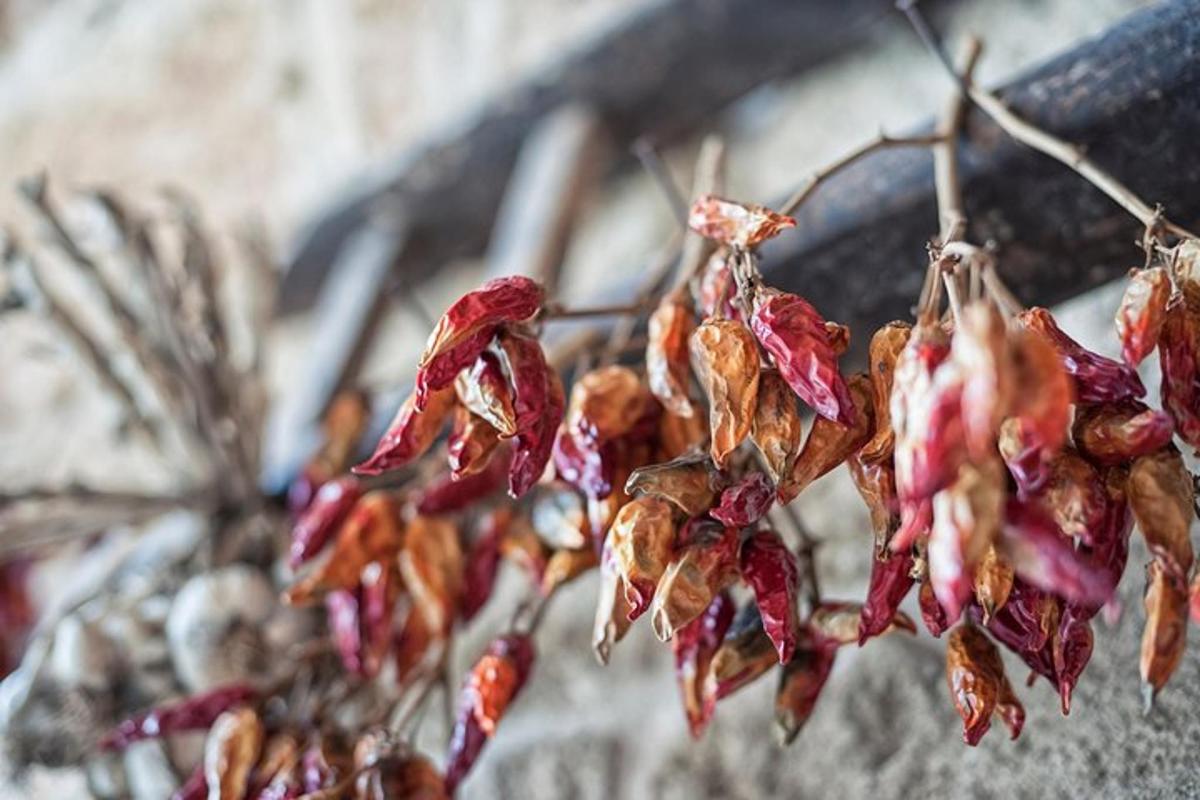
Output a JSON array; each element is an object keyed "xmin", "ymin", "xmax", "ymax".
[{"xmin": 4, "ymin": 0, "xmax": 1196, "ymax": 797}]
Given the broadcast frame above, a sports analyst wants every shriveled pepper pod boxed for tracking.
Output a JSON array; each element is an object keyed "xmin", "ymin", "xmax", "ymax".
[
  {"xmin": 415, "ymin": 275, "xmax": 544, "ymax": 405},
  {"xmin": 1157, "ymin": 298, "xmax": 1200, "ymax": 451},
  {"xmin": 455, "ymin": 350, "xmax": 518, "ymax": 437},
  {"xmin": 446, "ymin": 407, "xmax": 501, "ymax": 479},
  {"xmin": 1115, "ymin": 266, "xmax": 1171, "ymax": 367},
  {"xmin": 1020, "ymin": 306, "xmax": 1145, "ymax": 404},
  {"xmin": 567, "ymin": 365, "xmax": 654, "ymax": 445},
  {"xmin": 859, "ymin": 321, "xmax": 912, "ymax": 465},
  {"xmin": 494, "ymin": 331, "xmax": 565, "ymax": 498},
  {"xmin": 929, "ymin": 459, "xmax": 1005, "ymax": 623},
  {"xmin": 394, "ymin": 607, "xmax": 435, "ymax": 689},
  {"xmin": 687, "ymin": 194, "xmax": 796, "ymax": 249},
  {"xmin": 811, "ymin": 601, "xmax": 914, "ymax": 645},
  {"xmin": 284, "ymin": 491, "xmax": 404, "ymax": 605},
  {"xmin": 698, "ymin": 250, "xmax": 739, "ymax": 319},
  {"xmin": 248, "ymin": 732, "xmax": 301, "ymax": 799},
  {"xmin": 659, "ymin": 404, "xmax": 709, "ymax": 461},
  {"xmin": 847, "ymin": 455, "xmax": 899, "ymax": 556},
  {"xmin": 360, "ymin": 560, "xmax": 401, "ymax": 677},
  {"xmin": 100, "ymin": 684, "xmax": 259, "ymax": 751},
  {"xmin": 779, "ymin": 372, "xmax": 874, "ymax": 504},
  {"xmin": 1172, "ymin": 238, "xmax": 1200, "ymax": 312},
  {"xmin": 750, "ymin": 371, "xmax": 804, "ymax": 485},
  {"xmin": 415, "ymin": 448, "xmax": 510, "ymax": 516},
  {"xmin": 593, "ymin": 534, "xmax": 634, "ymax": 665},
  {"xmin": 972, "ymin": 545, "xmax": 1015, "ymax": 624},
  {"xmin": 626, "ymin": 452, "xmax": 725, "ymax": 517},
  {"xmin": 1039, "ymin": 449, "xmax": 1108, "ymax": 545},
  {"xmin": 774, "ymin": 635, "xmax": 837, "ymax": 745},
  {"xmin": 1188, "ymin": 569, "xmax": 1200, "ymax": 626},
  {"xmin": 952, "ymin": 301, "xmax": 1013, "ymax": 460},
  {"xmin": 919, "ymin": 578, "xmax": 950, "ymax": 638},
  {"xmin": 652, "ymin": 520, "xmax": 740, "ymax": 641},
  {"xmin": 1140, "ymin": 560, "xmax": 1188, "ymax": 711},
  {"xmin": 288, "ymin": 475, "xmax": 362, "ymax": 569},
  {"xmin": 739, "ymin": 529, "xmax": 801, "ymax": 662},
  {"xmin": 945, "ymin": 623, "xmax": 1024, "ymax": 746},
  {"xmin": 673, "ymin": 591, "xmax": 735, "ymax": 739},
  {"xmin": 353, "ymin": 385, "xmax": 456, "ymax": 476},
  {"xmin": 647, "ymin": 289, "xmax": 697, "ymax": 418},
  {"xmin": 1072, "ymin": 401, "xmax": 1174, "ymax": 466},
  {"xmin": 500, "ymin": 514, "xmax": 550, "ymax": 587},
  {"xmin": 607, "ymin": 496, "xmax": 677, "ymax": 619},
  {"xmin": 711, "ymin": 472, "xmax": 775, "ymax": 528},
  {"xmin": 1127, "ymin": 448, "xmax": 1196, "ymax": 580},
  {"xmin": 398, "ymin": 515, "xmax": 464, "ymax": 636},
  {"xmin": 750, "ymin": 287, "xmax": 855, "ymax": 426},
  {"xmin": 1006, "ymin": 327, "xmax": 1074, "ymax": 460},
  {"xmin": 689, "ymin": 318, "xmax": 761, "ymax": 469},
  {"xmin": 704, "ymin": 603, "xmax": 778, "ymax": 706},
  {"xmin": 203, "ymin": 706, "xmax": 264, "ymax": 800},
  {"xmin": 998, "ymin": 498, "xmax": 1114, "ymax": 608},
  {"xmin": 859, "ymin": 550, "xmax": 915, "ymax": 644},
  {"xmin": 326, "ymin": 588, "xmax": 364, "ymax": 676},
  {"xmin": 445, "ymin": 633, "xmax": 535, "ymax": 793}
]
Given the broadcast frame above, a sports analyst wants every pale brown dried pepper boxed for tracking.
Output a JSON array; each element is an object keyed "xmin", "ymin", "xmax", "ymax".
[
  {"xmin": 929, "ymin": 458, "xmax": 1004, "ymax": 622},
  {"xmin": 593, "ymin": 533, "xmax": 635, "ymax": 665},
  {"xmin": 810, "ymin": 601, "xmax": 914, "ymax": 645},
  {"xmin": 658, "ymin": 405, "xmax": 709, "ymax": 461},
  {"xmin": 1157, "ymin": 298, "xmax": 1200, "ymax": 451},
  {"xmin": 972, "ymin": 545, "xmax": 1014, "ymax": 624},
  {"xmin": 1128, "ymin": 448, "xmax": 1196, "ymax": 579},
  {"xmin": 568, "ymin": 365, "xmax": 653, "ymax": 445},
  {"xmin": 847, "ymin": 454, "xmax": 898, "ymax": 556},
  {"xmin": 203, "ymin": 707, "xmax": 263, "ymax": 800},
  {"xmin": 1072, "ymin": 401, "xmax": 1174, "ymax": 466},
  {"xmin": 354, "ymin": 384, "xmax": 456, "ymax": 476},
  {"xmin": 647, "ymin": 289, "xmax": 697, "ymax": 418},
  {"xmin": 415, "ymin": 275, "xmax": 543, "ymax": 405},
  {"xmin": 952, "ymin": 302, "xmax": 1013, "ymax": 461},
  {"xmin": 1039, "ymin": 448, "xmax": 1108, "ymax": 545},
  {"xmin": 705, "ymin": 603, "xmax": 778, "ymax": 707},
  {"xmin": 1140, "ymin": 559, "xmax": 1188, "ymax": 709},
  {"xmin": 779, "ymin": 372, "xmax": 874, "ymax": 503},
  {"xmin": 626, "ymin": 452, "xmax": 724, "ymax": 517},
  {"xmin": 608, "ymin": 496, "xmax": 677, "ymax": 619},
  {"xmin": 447, "ymin": 406, "xmax": 501, "ymax": 479},
  {"xmin": 398, "ymin": 515, "xmax": 464, "ymax": 636},
  {"xmin": 687, "ymin": 194, "xmax": 796, "ymax": 249},
  {"xmin": 1115, "ymin": 266, "xmax": 1171, "ymax": 367},
  {"xmin": 751, "ymin": 371, "xmax": 804, "ymax": 486},
  {"xmin": 652, "ymin": 520, "xmax": 740, "ymax": 641},
  {"xmin": 455, "ymin": 350, "xmax": 518, "ymax": 437},
  {"xmin": 945, "ymin": 623, "xmax": 1024, "ymax": 746},
  {"xmin": 774, "ymin": 635, "xmax": 837, "ymax": 745},
  {"xmin": 690, "ymin": 318, "xmax": 760, "ymax": 469},
  {"xmin": 859, "ymin": 320, "xmax": 911, "ymax": 465}
]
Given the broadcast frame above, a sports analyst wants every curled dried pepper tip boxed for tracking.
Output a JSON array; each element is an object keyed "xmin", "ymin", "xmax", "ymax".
[
  {"xmin": 687, "ymin": 194, "xmax": 796, "ymax": 249},
  {"xmin": 353, "ymin": 384, "xmax": 456, "ymax": 476}
]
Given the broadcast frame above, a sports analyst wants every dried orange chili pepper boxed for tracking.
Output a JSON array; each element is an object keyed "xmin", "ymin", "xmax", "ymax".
[
  {"xmin": 1157, "ymin": 298, "xmax": 1200, "ymax": 451},
  {"xmin": 945, "ymin": 623, "xmax": 1024, "ymax": 745},
  {"xmin": 690, "ymin": 318, "xmax": 760, "ymax": 469},
  {"xmin": 607, "ymin": 496, "xmax": 677, "ymax": 619},
  {"xmin": 1072, "ymin": 400, "xmax": 1174, "ymax": 466},
  {"xmin": 774, "ymin": 635, "xmax": 837, "ymax": 745},
  {"xmin": 750, "ymin": 371, "xmax": 804, "ymax": 485},
  {"xmin": 1140, "ymin": 559, "xmax": 1188, "ymax": 710},
  {"xmin": 1115, "ymin": 266, "xmax": 1171, "ymax": 367},
  {"xmin": 203, "ymin": 707, "xmax": 264, "ymax": 800},
  {"xmin": 687, "ymin": 194, "xmax": 796, "ymax": 249},
  {"xmin": 398, "ymin": 515, "xmax": 464, "ymax": 636},
  {"xmin": 859, "ymin": 321, "xmax": 911, "ymax": 465},
  {"xmin": 447, "ymin": 406, "xmax": 501, "ymax": 479},
  {"xmin": 779, "ymin": 372, "xmax": 873, "ymax": 504},
  {"xmin": 652, "ymin": 520, "xmax": 740, "ymax": 640},
  {"xmin": 1127, "ymin": 448, "xmax": 1196, "ymax": 580},
  {"xmin": 626, "ymin": 452, "xmax": 724, "ymax": 517},
  {"xmin": 647, "ymin": 289, "xmax": 697, "ymax": 418}
]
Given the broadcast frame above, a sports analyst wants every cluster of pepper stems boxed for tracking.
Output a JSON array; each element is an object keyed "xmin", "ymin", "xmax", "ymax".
[{"xmin": 90, "ymin": 181, "xmax": 1200, "ymax": 796}]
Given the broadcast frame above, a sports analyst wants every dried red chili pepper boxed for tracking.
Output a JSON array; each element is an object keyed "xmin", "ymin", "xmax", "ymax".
[
  {"xmin": 997, "ymin": 417, "xmax": 1051, "ymax": 495},
  {"xmin": 353, "ymin": 385, "xmax": 456, "ymax": 476},
  {"xmin": 1073, "ymin": 401, "xmax": 1174, "ymax": 467},
  {"xmin": 859, "ymin": 550, "xmax": 916, "ymax": 644},
  {"xmin": 325, "ymin": 589, "xmax": 364, "ymax": 676},
  {"xmin": 945, "ymin": 623, "xmax": 1024, "ymax": 745},
  {"xmin": 415, "ymin": 446, "xmax": 510, "ymax": 515},
  {"xmin": 394, "ymin": 607, "xmax": 433, "ymax": 689},
  {"xmin": 461, "ymin": 510, "xmax": 505, "ymax": 622},
  {"xmin": 705, "ymin": 603, "xmax": 778, "ymax": 707},
  {"xmin": 847, "ymin": 454, "xmax": 899, "ymax": 556},
  {"xmin": 673, "ymin": 591, "xmax": 735, "ymax": 739},
  {"xmin": 1007, "ymin": 327, "xmax": 1074, "ymax": 455},
  {"xmin": 953, "ymin": 302, "xmax": 1013, "ymax": 461},
  {"xmin": 100, "ymin": 684, "xmax": 259, "ymax": 751},
  {"xmin": 445, "ymin": 634, "xmax": 535, "ymax": 793},
  {"xmin": 626, "ymin": 452, "xmax": 724, "ymax": 517},
  {"xmin": 360, "ymin": 560, "xmax": 400, "ymax": 677},
  {"xmin": 204, "ymin": 707, "xmax": 264, "ymax": 800},
  {"xmin": 647, "ymin": 289, "xmax": 697, "ymax": 418},
  {"xmin": 399, "ymin": 515, "xmax": 464, "ymax": 636},
  {"xmin": 455, "ymin": 350, "xmax": 518, "ymax": 437},
  {"xmin": 494, "ymin": 331, "xmax": 565, "ymax": 498},
  {"xmin": 1071, "ymin": 467, "xmax": 1133, "ymax": 622},
  {"xmin": 1115, "ymin": 266, "xmax": 1171, "ymax": 367},
  {"xmin": 285, "ymin": 491, "xmax": 404, "ymax": 604},
  {"xmin": 687, "ymin": 194, "xmax": 796, "ymax": 249},
  {"xmin": 929, "ymin": 459, "xmax": 1005, "ymax": 623},
  {"xmin": 553, "ymin": 425, "xmax": 615, "ymax": 500},
  {"xmin": 447, "ymin": 407, "xmax": 501, "ymax": 479},
  {"xmin": 652, "ymin": 521, "xmax": 740, "ymax": 641},
  {"xmin": 751, "ymin": 371, "xmax": 804, "ymax": 485},
  {"xmin": 774, "ymin": 635, "xmax": 837, "ymax": 745},
  {"xmin": 998, "ymin": 498, "xmax": 1114, "ymax": 607},
  {"xmin": 811, "ymin": 601, "xmax": 913, "ymax": 645},
  {"xmin": 779, "ymin": 373, "xmax": 874, "ymax": 504},
  {"xmin": 859, "ymin": 321, "xmax": 911, "ymax": 465},
  {"xmin": 290, "ymin": 390, "xmax": 372, "ymax": 514},
  {"xmin": 1051, "ymin": 604, "xmax": 1094, "ymax": 714},
  {"xmin": 750, "ymin": 288, "xmax": 854, "ymax": 425},
  {"xmin": 739, "ymin": 529, "xmax": 801, "ymax": 662},
  {"xmin": 1038, "ymin": 448, "xmax": 1107, "ymax": 545},
  {"xmin": 919, "ymin": 577, "xmax": 950, "ymax": 638},
  {"xmin": 698, "ymin": 250, "xmax": 739, "ymax": 320},
  {"xmin": 541, "ymin": 547, "xmax": 600, "ymax": 596},
  {"xmin": 607, "ymin": 496, "xmax": 677, "ymax": 619},
  {"xmin": 711, "ymin": 472, "xmax": 774, "ymax": 528},
  {"xmin": 690, "ymin": 318, "xmax": 761, "ymax": 469},
  {"xmin": 972, "ymin": 545, "xmax": 1014, "ymax": 625},
  {"xmin": 1128, "ymin": 448, "xmax": 1195, "ymax": 580},
  {"xmin": 1140, "ymin": 560, "xmax": 1188, "ymax": 710},
  {"xmin": 415, "ymin": 275, "xmax": 543, "ymax": 405},
  {"xmin": 1020, "ymin": 306, "xmax": 1144, "ymax": 403},
  {"xmin": 593, "ymin": 533, "xmax": 635, "ymax": 665},
  {"xmin": 288, "ymin": 476, "xmax": 362, "ymax": 569},
  {"xmin": 568, "ymin": 366, "xmax": 654, "ymax": 445},
  {"xmin": 1157, "ymin": 298, "xmax": 1200, "ymax": 451}
]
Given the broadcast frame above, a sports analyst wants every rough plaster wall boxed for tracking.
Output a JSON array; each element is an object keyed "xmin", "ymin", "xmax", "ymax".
[{"xmin": 2, "ymin": 0, "xmax": 1192, "ymax": 797}]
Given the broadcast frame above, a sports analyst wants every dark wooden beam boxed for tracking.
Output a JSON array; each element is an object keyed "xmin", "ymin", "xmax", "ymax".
[
  {"xmin": 278, "ymin": 0, "xmax": 914, "ymax": 314},
  {"xmin": 759, "ymin": 0, "xmax": 1200, "ymax": 364}
]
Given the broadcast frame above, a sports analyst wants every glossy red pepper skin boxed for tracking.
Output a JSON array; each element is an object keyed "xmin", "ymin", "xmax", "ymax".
[
  {"xmin": 552, "ymin": 426, "xmax": 616, "ymax": 499},
  {"xmin": 672, "ymin": 592, "xmax": 736, "ymax": 739},
  {"xmin": 919, "ymin": 579, "xmax": 950, "ymax": 638},
  {"xmin": 739, "ymin": 530, "xmax": 801, "ymax": 663},
  {"xmin": 1020, "ymin": 307, "xmax": 1145, "ymax": 403},
  {"xmin": 415, "ymin": 447, "xmax": 511, "ymax": 515},
  {"xmin": 711, "ymin": 472, "xmax": 775, "ymax": 528},
  {"xmin": 750, "ymin": 289, "xmax": 855, "ymax": 425},
  {"xmin": 415, "ymin": 276, "xmax": 544, "ymax": 406},
  {"xmin": 445, "ymin": 634, "xmax": 535, "ymax": 793},
  {"xmin": 354, "ymin": 385, "xmax": 456, "ymax": 476},
  {"xmin": 1115, "ymin": 266, "xmax": 1171, "ymax": 367},
  {"xmin": 1158, "ymin": 299, "xmax": 1200, "ymax": 450},
  {"xmin": 998, "ymin": 498, "xmax": 1114, "ymax": 607},
  {"xmin": 100, "ymin": 684, "xmax": 259, "ymax": 750},
  {"xmin": 287, "ymin": 476, "xmax": 362, "ymax": 568},
  {"xmin": 492, "ymin": 332, "xmax": 565, "ymax": 498},
  {"xmin": 859, "ymin": 551, "xmax": 916, "ymax": 644}
]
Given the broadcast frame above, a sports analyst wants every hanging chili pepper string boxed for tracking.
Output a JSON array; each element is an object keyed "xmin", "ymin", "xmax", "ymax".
[{"xmin": 900, "ymin": 0, "xmax": 1198, "ymax": 244}]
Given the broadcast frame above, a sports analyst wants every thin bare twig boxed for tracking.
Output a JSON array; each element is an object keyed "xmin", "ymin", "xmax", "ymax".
[
  {"xmin": 633, "ymin": 138, "xmax": 689, "ymax": 226},
  {"xmin": 541, "ymin": 301, "xmax": 652, "ymax": 320}
]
